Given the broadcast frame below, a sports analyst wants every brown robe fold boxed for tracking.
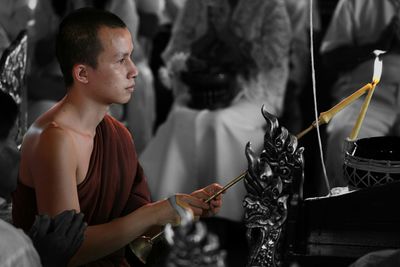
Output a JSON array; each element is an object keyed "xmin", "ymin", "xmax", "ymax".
[{"xmin": 12, "ymin": 115, "xmax": 152, "ymax": 266}]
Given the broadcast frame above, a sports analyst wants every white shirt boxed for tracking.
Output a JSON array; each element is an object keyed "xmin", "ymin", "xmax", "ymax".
[
  {"xmin": 321, "ymin": 0, "xmax": 398, "ymax": 53},
  {"xmin": 0, "ymin": 218, "xmax": 41, "ymax": 267}
]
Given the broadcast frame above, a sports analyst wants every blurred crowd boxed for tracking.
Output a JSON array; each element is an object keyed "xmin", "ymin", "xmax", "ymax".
[{"xmin": 1, "ymin": 0, "xmax": 400, "ymax": 266}]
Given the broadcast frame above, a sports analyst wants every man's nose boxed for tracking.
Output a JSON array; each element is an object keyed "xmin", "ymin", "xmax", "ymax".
[{"xmin": 128, "ymin": 58, "xmax": 138, "ymax": 79}]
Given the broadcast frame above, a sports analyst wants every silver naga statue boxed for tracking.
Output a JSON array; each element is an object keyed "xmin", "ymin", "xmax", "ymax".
[
  {"xmin": 244, "ymin": 106, "xmax": 304, "ymax": 267},
  {"xmin": 164, "ymin": 209, "xmax": 226, "ymax": 267},
  {"xmin": 0, "ymin": 30, "xmax": 28, "ymax": 145}
]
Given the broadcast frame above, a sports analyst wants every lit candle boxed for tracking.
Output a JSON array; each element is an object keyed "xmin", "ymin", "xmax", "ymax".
[
  {"xmin": 296, "ymin": 84, "xmax": 372, "ymax": 139},
  {"xmin": 296, "ymin": 50, "xmax": 385, "ymax": 140},
  {"xmin": 348, "ymin": 50, "xmax": 384, "ymax": 140}
]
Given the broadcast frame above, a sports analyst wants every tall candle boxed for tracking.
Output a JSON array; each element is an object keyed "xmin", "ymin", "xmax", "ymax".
[
  {"xmin": 296, "ymin": 50, "xmax": 385, "ymax": 140},
  {"xmin": 348, "ymin": 51, "xmax": 384, "ymax": 140},
  {"xmin": 296, "ymin": 83, "xmax": 372, "ymax": 140}
]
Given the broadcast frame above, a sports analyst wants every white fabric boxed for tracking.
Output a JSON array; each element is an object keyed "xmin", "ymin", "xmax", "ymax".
[
  {"xmin": 0, "ymin": 0, "xmax": 33, "ymax": 42},
  {"xmin": 162, "ymin": 0, "xmax": 291, "ymax": 115},
  {"xmin": 285, "ymin": 0, "xmax": 310, "ymax": 87},
  {"xmin": 350, "ymin": 249, "xmax": 400, "ymax": 267},
  {"xmin": 0, "ymin": 25, "xmax": 10, "ymax": 56},
  {"xmin": 140, "ymin": 99, "xmax": 266, "ymax": 221},
  {"xmin": 320, "ymin": 0, "xmax": 397, "ymax": 53},
  {"xmin": 126, "ymin": 61, "xmax": 156, "ymax": 153},
  {"xmin": 141, "ymin": 0, "xmax": 291, "ymax": 221},
  {"xmin": 0, "ymin": 219, "xmax": 41, "ymax": 267},
  {"xmin": 0, "ymin": 198, "xmax": 12, "ymax": 224}
]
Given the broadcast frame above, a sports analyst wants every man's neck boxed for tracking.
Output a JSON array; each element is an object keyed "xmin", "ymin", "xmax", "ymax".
[{"xmin": 60, "ymin": 89, "xmax": 109, "ymax": 136}]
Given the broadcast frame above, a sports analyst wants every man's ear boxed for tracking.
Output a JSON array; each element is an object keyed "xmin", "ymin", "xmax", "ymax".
[{"xmin": 73, "ymin": 64, "xmax": 89, "ymax": 84}]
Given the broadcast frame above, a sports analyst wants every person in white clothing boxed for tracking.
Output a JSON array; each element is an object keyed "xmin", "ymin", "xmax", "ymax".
[{"xmin": 140, "ymin": 0, "xmax": 291, "ymax": 222}]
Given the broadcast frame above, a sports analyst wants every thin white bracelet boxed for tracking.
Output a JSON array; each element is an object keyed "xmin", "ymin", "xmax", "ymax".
[{"xmin": 167, "ymin": 195, "xmax": 186, "ymax": 218}]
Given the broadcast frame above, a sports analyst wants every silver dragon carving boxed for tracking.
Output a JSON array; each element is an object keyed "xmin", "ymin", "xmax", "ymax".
[
  {"xmin": 0, "ymin": 30, "xmax": 28, "ymax": 145},
  {"xmin": 164, "ymin": 209, "xmax": 226, "ymax": 267},
  {"xmin": 244, "ymin": 106, "xmax": 304, "ymax": 267}
]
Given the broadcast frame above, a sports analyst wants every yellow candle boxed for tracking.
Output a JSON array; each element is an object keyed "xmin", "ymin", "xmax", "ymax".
[
  {"xmin": 348, "ymin": 80, "xmax": 379, "ymax": 140},
  {"xmin": 296, "ymin": 83, "xmax": 372, "ymax": 140},
  {"xmin": 296, "ymin": 50, "xmax": 384, "ymax": 141},
  {"xmin": 348, "ymin": 51, "xmax": 383, "ymax": 140},
  {"xmin": 319, "ymin": 82, "xmax": 373, "ymax": 125}
]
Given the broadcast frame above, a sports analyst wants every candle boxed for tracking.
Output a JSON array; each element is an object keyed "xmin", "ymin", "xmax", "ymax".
[
  {"xmin": 297, "ymin": 50, "xmax": 385, "ymax": 140},
  {"xmin": 296, "ymin": 83, "xmax": 372, "ymax": 140},
  {"xmin": 348, "ymin": 50, "xmax": 384, "ymax": 140}
]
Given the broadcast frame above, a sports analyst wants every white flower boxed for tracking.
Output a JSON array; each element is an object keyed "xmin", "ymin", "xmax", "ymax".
[{"xmin": 166, "ymin": 52, "xmax": 190, "ymax": 76}]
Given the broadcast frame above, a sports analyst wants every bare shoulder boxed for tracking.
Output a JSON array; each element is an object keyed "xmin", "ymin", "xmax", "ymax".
[
  {"xmin": 23, "ymin": 120, "xmax": 76, "ymax": 156},
  {"xmin": 20, "ymin": 120, "xmax": 78, "ymax": 186}
]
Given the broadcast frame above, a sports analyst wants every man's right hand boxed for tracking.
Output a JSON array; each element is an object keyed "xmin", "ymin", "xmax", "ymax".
[
  {"xmin": 162, "ymin": 194, "xmax": 210, "ymax": 225},
  {"xmin": 29, "ymin": 210, "xmax": 87, "ymax": 267}
]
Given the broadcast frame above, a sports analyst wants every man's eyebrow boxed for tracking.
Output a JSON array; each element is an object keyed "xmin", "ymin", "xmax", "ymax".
[
  {"xmin": 115, "ymin": 52, "xmax": 130, "ymax": 58},
  {"xmin": 114, "ymin": 52, "xmax": 131, "ymax": 59}
]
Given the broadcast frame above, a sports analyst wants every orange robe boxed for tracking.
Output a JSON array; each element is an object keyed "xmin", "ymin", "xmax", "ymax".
[{"xmin": 12, "ymin": 115, "xmax": 152, "ymax": 266}]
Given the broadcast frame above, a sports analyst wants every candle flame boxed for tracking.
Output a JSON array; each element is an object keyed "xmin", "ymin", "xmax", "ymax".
[{"xmin": 372, "ymin": 50, "xmax": 385, "ymax": 83}]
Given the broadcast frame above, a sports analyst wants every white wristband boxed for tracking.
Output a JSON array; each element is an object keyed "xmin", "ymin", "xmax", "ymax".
[{"xmin": 167, "ymin": 195, "xmax": 187, "ymax": 218}]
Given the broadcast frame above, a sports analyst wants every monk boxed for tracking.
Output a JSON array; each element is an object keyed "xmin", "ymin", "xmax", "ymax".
[{"xmin": 12, "ymin": 8, "xmax": 223, "ymax": 266}]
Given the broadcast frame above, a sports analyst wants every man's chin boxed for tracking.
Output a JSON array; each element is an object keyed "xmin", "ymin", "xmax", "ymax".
[
  {"xmin": 122, "ymin": 95, "xmax": 132, "ymax": 104},
  {"xmin": 113, "ymin": 94, "xmax": 132, "ymax": 105}
]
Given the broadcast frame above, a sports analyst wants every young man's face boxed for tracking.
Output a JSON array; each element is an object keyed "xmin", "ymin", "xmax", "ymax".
[{"xmin": 86, "ymin": 26, "xmax": 138, "ymax": 105}]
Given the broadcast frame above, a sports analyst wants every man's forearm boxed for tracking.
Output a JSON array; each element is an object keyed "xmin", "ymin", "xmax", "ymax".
[{"xmin": 68, "ymin": 201, "xmax": 169, "ymax": 266}]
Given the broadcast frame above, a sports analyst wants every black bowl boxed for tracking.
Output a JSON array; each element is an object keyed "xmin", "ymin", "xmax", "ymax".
[
  {"xmin": 344, "ymin": 136, "xmax": 400, "ymax": 189},
  {"xmin": 350, "ymin": 136, "xmax": 400, "ymax": 161}
]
